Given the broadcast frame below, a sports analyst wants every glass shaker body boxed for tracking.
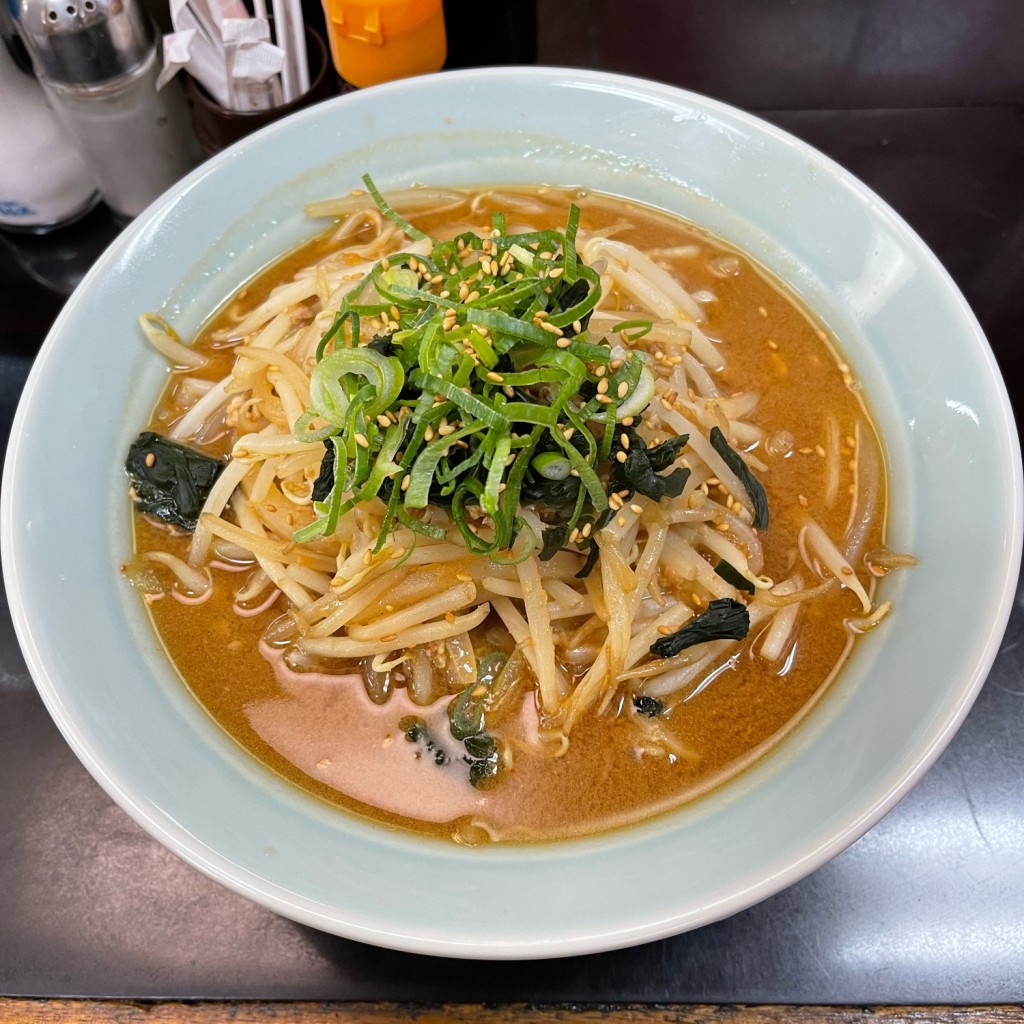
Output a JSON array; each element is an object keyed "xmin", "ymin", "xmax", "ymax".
[{"xmin": 38, "ymin": 46, "xmax": 197, "ymax": 221}]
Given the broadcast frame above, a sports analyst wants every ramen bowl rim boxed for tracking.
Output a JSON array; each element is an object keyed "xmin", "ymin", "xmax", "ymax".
[{"xmin": 3, "ymin": 65, "xmax": 1021, "ymax": 958}]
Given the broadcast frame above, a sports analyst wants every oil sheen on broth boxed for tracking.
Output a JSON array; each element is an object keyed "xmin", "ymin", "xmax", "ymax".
[{"xmin": 132, "ymin": 187, "xmax": 886, "ymax": 844}]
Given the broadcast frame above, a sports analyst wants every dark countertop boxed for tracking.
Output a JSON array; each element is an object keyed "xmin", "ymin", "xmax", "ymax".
[{"xmin": 2, "ymin": 0, "xmax": 1024, "ymax": 1003}]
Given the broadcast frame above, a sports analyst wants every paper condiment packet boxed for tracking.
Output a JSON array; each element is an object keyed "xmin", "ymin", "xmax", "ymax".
[
  {"xmin": 221, "ymin": 17, "xmax": 271, "ymax": 45},
  {"xmin": 161, "ymin": 0, "xmax": 287, "ymax": 112},
  {"xmin": 230, "ymin": 40, "xmax": 286, "ymax": 82},
  {"xmin": 156, "ymin": 28, "xmax": 196, "ymax": 91}
]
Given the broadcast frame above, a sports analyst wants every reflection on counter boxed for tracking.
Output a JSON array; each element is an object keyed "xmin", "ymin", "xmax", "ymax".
[{"xmin": 0, "ymin": 203, "xmax": 121, "ymax": 298}]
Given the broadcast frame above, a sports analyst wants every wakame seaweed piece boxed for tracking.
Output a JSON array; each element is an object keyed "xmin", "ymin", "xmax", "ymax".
[
  {"xmin": 463, "ymin": 733, "xmax": 500, "ymax": 790},
  {"xmin": 126, "ymin": 432, "xmax": 224, "ymax": 532},
  {"xmin": 464, "ymin": 733, "xmax": 496, "ymax": 759},
  {"xmin": 551, "ymin": 278, "xmax": 592, "ymax": 336},
  {"xmin": 633, "ymin": 694, "xmax": 665, "ymax": 717},
  {"xmin": 646, "ymin": 432, "xmax": 690, "ymax": 473},
  {"xmin": 448, "ymin": 682, "xmax": 487, "ymax": 740},
  {"xmin": 540, "ymin": 525, "xmax": 569, "ymax": 561},
  {"xmin": 367, "ymin": 334, "xmax": 398, "ymax": 357},
  {"xmin": 399, "ymin": 715, "xmax": 449, "ymax": 766},
  {"xmin": 575, "ymin": 540, "xmax": 601, "ymax": 579},
  {"xmin": 649, "ymin": 598, "xmax": 751, "ymax": 658},
  {"xmin": 520, "ymin": 470, "xmax": 581, "ymax": 511},
  {"xmin": 715, "ymin": 558, "xmax": 756, "ymax": 594},
  {"xmin": 709, "ymin": 426, "xmax": 770, "ymax": 529},
  {"xmin": 619, "ymin": 448, "xmax": 690, "ymax": 502},
  {"xmin": 591, "ymin": 506, "xmax": 614, "ymax": 533},
  {"xmin": 610, "ymin": 425, "xmax": 690, "ymax": 502},
  {"xmin": 311, "ymin": 443, "xmax": 336, "ymax": 502}
]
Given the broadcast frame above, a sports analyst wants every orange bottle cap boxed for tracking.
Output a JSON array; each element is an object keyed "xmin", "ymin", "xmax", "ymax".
[{"xmin": 320, "ymin": 0, "xmax": 447, "ymax": 88}]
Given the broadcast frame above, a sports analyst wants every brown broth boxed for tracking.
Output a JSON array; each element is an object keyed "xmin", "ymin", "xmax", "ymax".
[{"xmin": 132, "ymin": 187, "xmax": 886, "ymax": 844}]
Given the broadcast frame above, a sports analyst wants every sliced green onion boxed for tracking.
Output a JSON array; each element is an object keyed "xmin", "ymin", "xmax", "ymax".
[
  {"xmin": 610, "ymin": 318, "xmax": 653, "ymax": 341},
  {"xmin": 551, "ymin": 431, "xmax": 608, "ymax": 512},
  {"xmin": 615, "ymin": 358, "xmax": 656, "ymax": 421},
  {"xmin": 396, "ymin": 505, "xmax": 446, "ymax": 540},
  {"xmin": 466, "ymin": 307, "xmax": 552, "ymax": 345},
  {"xmin": 546, "ymin": 265, "xmax": 601, "ymax": 329},
  {"xmin": 412, "ymin": 373, "xmax": 510, "ymax": 433},
  {"xmin": 562, "ymin": 204, "xmax": 581, "ymax": 283},
  {"xmin": 500, "ymin": 402, "xmax": 558, "ymax": 427},
  {"xmin": 289, "ymin": 189, "xmax": 639, "ymax": 557},
  {"xmin": 362, "ymin": 173, "xmax": 427, "ymax": 240},
  {"xmin": 315, "ymin": 309, "xmax": 360, "ymax": 361},
  {"xmin": 483, "ymin": 435, "xmax": 511, "ymax": 516},
  {"xmin": 309, "ymin": 346, "xmax": 404, "ymax": 425},
  {"xmin": 532, "ymin": 452, "xmax": 571, "ymax": 481},
  {"xmin": 404, "ymin": 422, "xmax": 481, "ymax": 509}
]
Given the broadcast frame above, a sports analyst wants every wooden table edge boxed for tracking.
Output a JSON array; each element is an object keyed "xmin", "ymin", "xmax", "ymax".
[{"xmin": 0, "ymin": 1001, "xmax": 1022, "ymax": 1023}]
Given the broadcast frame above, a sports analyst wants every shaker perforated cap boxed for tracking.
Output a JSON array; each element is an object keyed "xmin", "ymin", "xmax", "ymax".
[{"xmin": 13, "ymin": 0, "xmax": 154, "ymax": 86}]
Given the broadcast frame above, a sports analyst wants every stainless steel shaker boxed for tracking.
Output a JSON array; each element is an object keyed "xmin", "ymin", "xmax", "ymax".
[{"xmin": 12, "ymin": 0, "xmax": 199, "ymax": 220}]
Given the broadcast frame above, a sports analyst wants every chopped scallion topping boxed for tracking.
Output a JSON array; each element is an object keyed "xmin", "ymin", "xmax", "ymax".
[{"xmin": 292, "ymin": 177, "xmax": 688, "ymax": 564}]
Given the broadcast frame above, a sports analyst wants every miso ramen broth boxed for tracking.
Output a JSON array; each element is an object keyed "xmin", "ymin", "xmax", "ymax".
[{"xmin": 127, "ymin": 184, "xmax": 899, "ymax": 844}]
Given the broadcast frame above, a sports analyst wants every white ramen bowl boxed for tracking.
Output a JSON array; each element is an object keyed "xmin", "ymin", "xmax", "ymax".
[{"xmin": 3, "ymin": 67, "xmax": 1021, "ymax": 958}]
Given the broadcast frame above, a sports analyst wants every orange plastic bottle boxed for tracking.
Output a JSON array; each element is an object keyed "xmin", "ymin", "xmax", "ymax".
[{"xmin": 320, "ymin": 0, "xmax": 447, "ymax": 88}]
